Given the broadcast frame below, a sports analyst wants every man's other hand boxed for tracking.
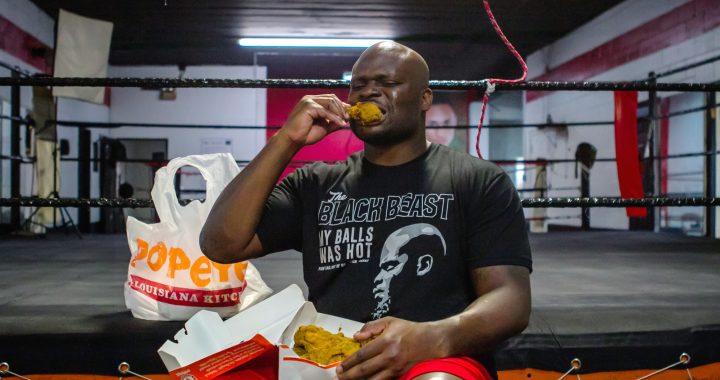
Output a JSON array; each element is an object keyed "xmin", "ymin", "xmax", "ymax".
[{"xmin": 335, "ymin": 317, "xmax": 448, "ymax": 380}]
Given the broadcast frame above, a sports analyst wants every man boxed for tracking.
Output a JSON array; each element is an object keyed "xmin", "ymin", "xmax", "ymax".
[{"xmin": 200, "ymin": 41, "xmax": 532, "ymax": 380}]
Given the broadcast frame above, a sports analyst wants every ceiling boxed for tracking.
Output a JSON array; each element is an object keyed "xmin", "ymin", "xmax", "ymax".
[{"xmin": 30, "ymin": 0, "xmax": 624, "ymax": 80}]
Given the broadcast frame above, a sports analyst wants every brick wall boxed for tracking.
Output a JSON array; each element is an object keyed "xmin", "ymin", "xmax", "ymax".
[{"xmin": 523, "ymin": 0, "xmax": 720, "ymax": 230}]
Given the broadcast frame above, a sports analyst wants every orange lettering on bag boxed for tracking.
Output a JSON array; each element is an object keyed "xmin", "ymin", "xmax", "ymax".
[
  {"xmin": 233, "ymin": 261, "xmax": 248, "ymax": 282},
  {"xmin": 130, "ymin": 238, "xmax": 149, "ymax": 267},
  {"xmin": 133, "ymin": 241, "xmax": 250, "ymax": 287},
  {"xmin": 191, "ymin": 256, "xmax": 212, "ymax": 287},
  {"xmin": 211, "ymin": 261, "xmax": 232, "ymax": 282},
  {"xmin": 167, "ymin": 247, "xmax": 191, "ymax": 279},
  {"xmin": 147, "ymin": 242, "xmax": 168, "ymax": 272}
]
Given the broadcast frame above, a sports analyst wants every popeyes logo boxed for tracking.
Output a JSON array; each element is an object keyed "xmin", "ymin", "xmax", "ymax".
[{"xmin": 128, "ymin": 238, "xmax": 249, "ymax": 307}]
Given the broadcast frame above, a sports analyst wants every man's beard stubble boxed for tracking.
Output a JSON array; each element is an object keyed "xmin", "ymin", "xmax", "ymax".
[{"xmin": 350, "ymin": 120, "xmax": 420, "ymax": 147}]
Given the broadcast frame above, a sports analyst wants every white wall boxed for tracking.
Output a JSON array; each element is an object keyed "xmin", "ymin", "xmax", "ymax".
[
  {"xmin": 52, "ymin": 65, "xmax": 267, "ymax": 224},
  {"xmin": 526, "ymin": 0, "xmax": 688, "ymax": 79},
  {"xmin": 57, "ymin": 98, "xmax": 110, "ymax": 223},
  {"xmin": 523, "ymin": 0, "xmax": 720, "ymax": 230},
  {"xmin": 0, "ymin": 0, "xmax": 54, "ymax": 46},
  {"xmin": 0, "ymin": 3, "xmax": 268, "ymax": 228},
  {"xmin": 0, "ymin": 0, "xmax": 53, "ymax": 113},
  {"xmin": 107, "ymin": 65, "xmax": 267, "ymax": 161},
  {"xmin": 665, "ymin": 92, "xmax": 705, "ymax": 233}
]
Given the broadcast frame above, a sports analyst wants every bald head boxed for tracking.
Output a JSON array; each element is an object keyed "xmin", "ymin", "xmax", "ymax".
[
  {"xmin": 353, "ymin": 41, "xmax": 429, "ymax": 89},
  {"xmin": 347, "ymin": 41, "xmax": 434, "ymax": 149}
]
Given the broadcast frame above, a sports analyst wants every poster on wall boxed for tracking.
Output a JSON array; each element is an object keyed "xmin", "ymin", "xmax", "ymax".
[{"xmin": 425, "ymin": 90, "xmax": 469, "ymax": 153}]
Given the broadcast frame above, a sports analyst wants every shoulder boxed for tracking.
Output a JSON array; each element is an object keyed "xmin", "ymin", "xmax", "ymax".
[{"xmin": 431, "ymin": 144, "xmax": 506, "ymax": 185}]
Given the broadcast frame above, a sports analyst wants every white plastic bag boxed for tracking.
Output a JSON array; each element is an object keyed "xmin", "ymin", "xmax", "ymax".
[{"xmin": 124, "ymin": 153, "xmax": 272, "ymax": 320}]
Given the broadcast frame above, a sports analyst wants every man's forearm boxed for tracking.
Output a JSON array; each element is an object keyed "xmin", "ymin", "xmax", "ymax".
[
  {"xmin": 200, "ymin": 132, "xmax": 301, "ymax": 263},
  {"xmin": 431, "ymin": 266, "xmax": 531, "ymax": 358}
]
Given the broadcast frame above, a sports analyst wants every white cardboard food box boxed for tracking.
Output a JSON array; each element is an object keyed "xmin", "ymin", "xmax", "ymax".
[{"xmin": 158, "ymin": 284, "xmax": 364, "ymax": 380}]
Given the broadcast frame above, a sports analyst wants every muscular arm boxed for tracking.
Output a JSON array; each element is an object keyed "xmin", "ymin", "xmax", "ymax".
[
  {"xmin": 436, "ymin": 265, "xmax": 531, "ymax": 356},
  {"xmin": 337, "ymin": 265, "xmax": 531, "ymax": 379},
  {"xmin": 199, "ymin": 95, "xmax": 349, "ymax": 264},
  {"xmin": 199, "ymin": 134, "xmax": 301, "ymax": 263}
]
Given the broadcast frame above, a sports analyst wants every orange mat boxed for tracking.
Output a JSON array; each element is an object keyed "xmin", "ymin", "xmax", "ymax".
[
  {"xmin": 499, "ymin": 362, "xmax": 720, "ymax": 380},
  {"xmin": 3, "ymin": 362, "xmax": 718, "ymax": 380}
]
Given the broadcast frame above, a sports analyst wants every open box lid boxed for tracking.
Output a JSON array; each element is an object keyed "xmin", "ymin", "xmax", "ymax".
[{"xmin": 158, "ymin": 284, "xmax": 306, "ymax": 371}]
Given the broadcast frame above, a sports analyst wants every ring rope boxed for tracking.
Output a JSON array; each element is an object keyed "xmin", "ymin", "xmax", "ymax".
[
  {"xmin": 1, "ymin": 150, "xmax": 714, "ymax": 166},
  {"xmin": 2, "ymin": 97, "xmax": 714, "ymax": 131},
  {"xmin": 653, "ymin": 52, "xmax": 720, "ymax": 79},
  {"xmin": 1, "ymin": 197, "xmax": 717, "ymax": 208},
  {"xmin": 3, "ymin": 150, "xmax": 718, "ymax": 166},
  {"xmin": 475, "ymin": 0, "xmax": 529, "ymax": 158},
  {"xmin": 1, "ymin": 77, "xmax": 720, "ymax": 92},
  {"xmin": 4, "ymin": 96, "xmax": 717, "ymax": 130}
]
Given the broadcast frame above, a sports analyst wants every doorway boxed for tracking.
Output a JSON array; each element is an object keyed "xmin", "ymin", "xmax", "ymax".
[{"xmin": 117, "ymin": 138, "xmax": 168, "ymax": 224}]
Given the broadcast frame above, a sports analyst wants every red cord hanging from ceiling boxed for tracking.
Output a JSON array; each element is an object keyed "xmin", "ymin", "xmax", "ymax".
[{"xmin": 475, "ymin": 0, "xmax": 529, "ymax": 158}]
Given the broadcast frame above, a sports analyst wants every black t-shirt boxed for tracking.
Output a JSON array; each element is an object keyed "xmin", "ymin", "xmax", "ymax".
[{"xmin": 257, "ymin": 143, "xmax": 532, "ymax": 375}]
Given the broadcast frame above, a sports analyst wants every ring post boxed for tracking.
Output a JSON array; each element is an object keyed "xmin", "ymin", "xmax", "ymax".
[{"xmin": 705, "ymin": 90, "xmax": 717, "ymax": 238}]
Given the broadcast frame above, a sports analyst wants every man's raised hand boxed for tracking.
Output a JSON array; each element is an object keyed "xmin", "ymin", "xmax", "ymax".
[{"xmin": 278, "ymin": 94, "xmax": 350, "ymax": 147}]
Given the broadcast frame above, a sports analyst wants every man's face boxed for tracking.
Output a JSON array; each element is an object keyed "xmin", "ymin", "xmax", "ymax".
[
  {"xmin": 425, "ymin": 103, "xmax": 458, "ymax": 146},
  {"xmin": 347, "ymin": 49, "xmax": 429, "ymax": 146},
  {"xmin": 371, "ymin": 223, "xmax": 446, "ymax": 319},
  {"xmin": 372, "ymin": 233, "xmax": 410, "ymax": 317}
]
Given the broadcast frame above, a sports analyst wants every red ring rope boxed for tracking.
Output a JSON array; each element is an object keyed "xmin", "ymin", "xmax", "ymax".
[{"xmin": 475, "ymin": 0, "xmax": 529, "ymax": 158}]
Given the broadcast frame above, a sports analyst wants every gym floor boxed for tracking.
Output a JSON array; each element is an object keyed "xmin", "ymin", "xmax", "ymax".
[{"xmin": 1, "ymin": 230, "xmax": 719, "ymax": 375}]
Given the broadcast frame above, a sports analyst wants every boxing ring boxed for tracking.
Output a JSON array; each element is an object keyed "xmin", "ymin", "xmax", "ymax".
[
  {"xmin": 2, "ymin": 1, "xmax": 720, "ymax": 376},
  {"xmin": 0, "ymin": 231, "xmax": 719, "ymax": 379}
]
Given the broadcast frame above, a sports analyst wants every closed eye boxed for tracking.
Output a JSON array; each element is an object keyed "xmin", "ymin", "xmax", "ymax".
[{"xmin": 380, "ymin": 260, "xmax": 399, "ymax": 272}]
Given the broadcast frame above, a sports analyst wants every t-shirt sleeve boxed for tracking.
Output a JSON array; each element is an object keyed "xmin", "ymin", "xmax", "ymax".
[
  {"xmin": 255, "ymin": 167, "xmax": 308, "ymax": 254},
  {"xmin": 465, "ymin": 170, "xmax": 532, "ymax": 271}
]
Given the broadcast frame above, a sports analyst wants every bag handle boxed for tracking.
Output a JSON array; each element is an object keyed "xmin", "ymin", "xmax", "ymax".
[{"xmin": 152, "ymin": 153, "xmax": 240, "ymax": 226}]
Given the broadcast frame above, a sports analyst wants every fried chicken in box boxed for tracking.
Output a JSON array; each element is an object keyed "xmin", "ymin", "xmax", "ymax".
[{"xmin": 293, "ymin": 325, "xmax": 361, "ymax": 365}]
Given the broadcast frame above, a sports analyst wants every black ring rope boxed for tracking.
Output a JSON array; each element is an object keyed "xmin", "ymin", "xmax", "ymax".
[
  {"xmin": 653, "ymin": 53, "xmax": 720, "ymax": 79},
  {"xmin": 492, "ymin": 150, "xmax": 720, "ymax": 165},
  {"xmin": 0, "ymin": 115, "xmax": 27, "ymax": 123},
  {"xmin": 1, "ymin": 50, "xmax": 718, "ymax": 88},
  {"xmin": 0, "ymin": 154, "xmax": 35, "ymax": 164},
  {"xmin": 2, "ymin": 98, "xmax": 714, "ymax": 131},
  {"xmin": 516, "ymin": 187, "xmax": 582, "ymax": 193},
  {"xmin": 3, "ymin": 77, "xmax": 720, "ymax": 92},
  {"xmin": 1, "ymin": 49, "xmax": 711, "ymax": 83},
  {"xmin": 3, "ymin": 150, "xmax": 718, "ymax": 166},
  {"xmin": 1, "ymin": 197, "xmax": 718, "ymax": 209},
  {"xmin": 0, "ymin": 61, "xmax": 33, "ymax": 77}
]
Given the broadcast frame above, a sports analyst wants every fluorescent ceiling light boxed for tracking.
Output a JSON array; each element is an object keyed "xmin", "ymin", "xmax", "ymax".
[{"xmin": 238, "ymin": 38, "xmax": 391, "ymax": 48}]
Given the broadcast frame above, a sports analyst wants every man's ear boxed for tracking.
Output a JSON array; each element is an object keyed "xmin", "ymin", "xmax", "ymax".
[
  {"xmin": 421, "ymin": 88, "xmax": 433, "ymax": 111},
  {"xmin": 416, "ymin": 254, "xmax": 433, "ymax": 276}
]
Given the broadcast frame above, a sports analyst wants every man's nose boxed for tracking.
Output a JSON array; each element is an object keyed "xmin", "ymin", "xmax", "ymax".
[
  {"xmin": 373, "ymin": 273, "xmax": 384, "ymax": 286},
  {"xmin": 358, "ymin": 83, "xmax": 381, "ymax": 100}
]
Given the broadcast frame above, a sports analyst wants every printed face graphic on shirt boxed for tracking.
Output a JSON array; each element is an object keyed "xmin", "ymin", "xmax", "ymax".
[{"xmin": 372, "ymin": 223, "xmax": 446, "ymax": 319}]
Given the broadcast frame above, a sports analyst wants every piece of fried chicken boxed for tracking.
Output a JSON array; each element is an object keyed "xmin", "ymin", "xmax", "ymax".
[
  {"xmin": 348, "ymin": 102, "xmax": 382, "ymax": 126},
  {"xmin": 293, "ymin": 325, "xmax": 361, "ymax": 365}
]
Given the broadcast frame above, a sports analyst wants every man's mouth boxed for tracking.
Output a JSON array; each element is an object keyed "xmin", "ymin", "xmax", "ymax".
[
  {"xmin": 363, "ymin": 104, "xmax": 386, "ymax": 126},
  {"xmin": 362, "ymin": 118, "xmax": 384, "ymax": 127}
]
